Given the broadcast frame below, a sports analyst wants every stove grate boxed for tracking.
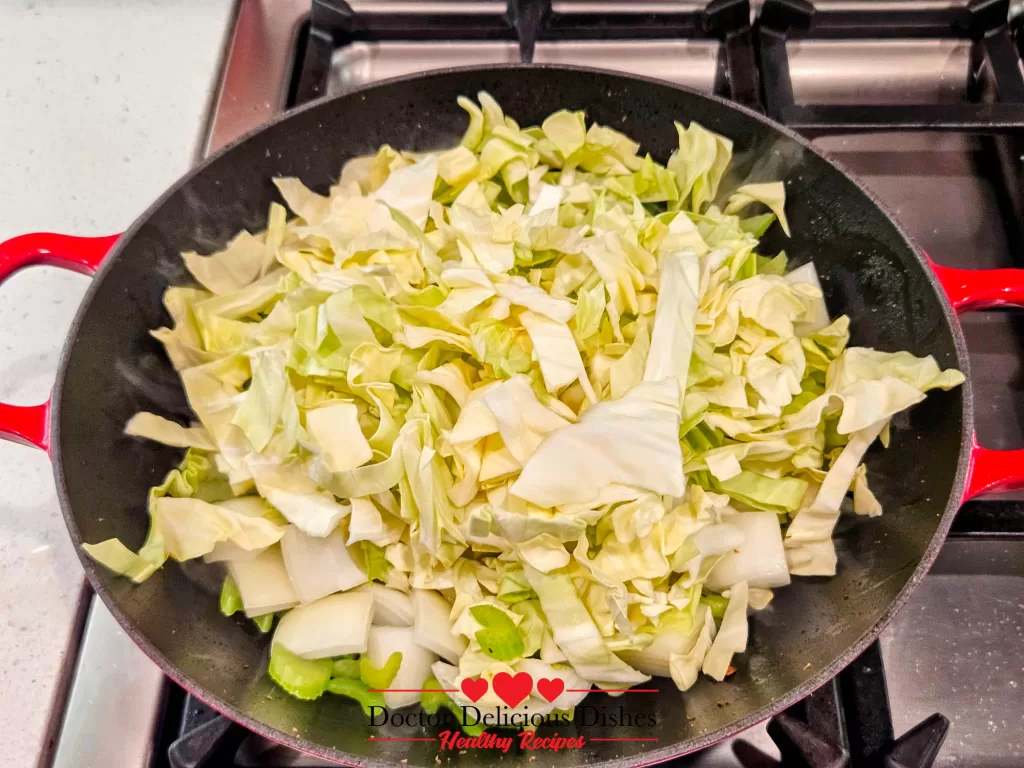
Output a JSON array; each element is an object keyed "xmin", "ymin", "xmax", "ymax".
[
  {"xmin": 162, "ymin": 639, "xmax": 948, "ymax": 768},
  {"xmin": 292, "ymin": 0, "xmax": 757, "ymax": 105},
  {"xmin": 756, "ymin": 0, "xmax": 1024, "ymax": 133}
]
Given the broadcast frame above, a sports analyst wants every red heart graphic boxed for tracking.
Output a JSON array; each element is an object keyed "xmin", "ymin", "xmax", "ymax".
[
  {"xmin": 460, "ymin": 677, "xmax": 488, "ymax": 703},
  {"xmin": 491, "ymin": 671, "xmax": 533, "ymax": 708},
  {"xmin": 536, "ymin": 677, "xmax": 565, "ymax": 703}
]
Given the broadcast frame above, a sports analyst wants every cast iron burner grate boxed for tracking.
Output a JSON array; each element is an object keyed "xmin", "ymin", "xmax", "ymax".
[
  {"xmin": 292, "ymin": 0, "xmax": 761, "ymax": 107},
  {"xmin": 162, "ymin": 643, "xmax": 949, "ymax": 767},
  {"xmin": 162, "ymin": 649, "xmax": 950, "ymax": 767},
  {"xmin": 157, "ymin": 0, "xmax": 1024, "ymax": 764}
]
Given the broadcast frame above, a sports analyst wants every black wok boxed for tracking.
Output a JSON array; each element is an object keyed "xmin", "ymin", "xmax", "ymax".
[{"xmin": 2, "ymin": 66, "xmax": 1023, "ymax": 766}]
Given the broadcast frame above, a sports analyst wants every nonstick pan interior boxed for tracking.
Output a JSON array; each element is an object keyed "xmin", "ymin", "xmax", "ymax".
[{"xmin": 51, "ymin": 65, "xmax": 970, "ymax": 766}]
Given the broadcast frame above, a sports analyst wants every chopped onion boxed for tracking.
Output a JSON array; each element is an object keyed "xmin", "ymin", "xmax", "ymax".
[
  {"xmin": 367, "ymin": 626, "xmax": 437, "ymax": 708},
  {"xmin": 360, "ymin": 583, "xmax": 415, "ymax": 626},
  {"xmin": 227, "ymin": 546, "xmax": 298, "ymax": 617},
  {"xmin": 204, "ymin": 497, "xmax": 275, "ymax": 563},
  {"xmin": 279, "ymin": 526, "xmax": 367, "ymax": 604},
  {"xmin": 204, "ymin": 542, "xmax": 266, "ymax": 564},
  {"xmin": 618, "ymin": 604, "xmax": 710, "ymax": 677},
  {"xmin": 411, "ymin": 589, "xmax": 466, "ymax": 664},
  {"xmin": 704, "ymin": 511, "xmax": 791, "ymax": 591},
  {"xmin": 273, "ymin": 590, "xmax": 375, "ymax": 659}
]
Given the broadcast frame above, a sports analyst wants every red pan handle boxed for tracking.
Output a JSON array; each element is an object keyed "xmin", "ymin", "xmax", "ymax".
[
  {"xmin": 0, "ymin": 233, "xmax": 119, "ymax": 452},
  {"xmin": 929, "ymin": 261, "xmax": 1024, "ymax": 311},
  {"xmin": 928, "ymin": 257, "xmax": 1024, "ymax": 501}
]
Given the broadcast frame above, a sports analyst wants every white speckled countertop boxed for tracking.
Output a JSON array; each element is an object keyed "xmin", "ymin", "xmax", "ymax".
[{"xmin": 0, "ymin": 2, "xmax": 235, "ymax": 763}]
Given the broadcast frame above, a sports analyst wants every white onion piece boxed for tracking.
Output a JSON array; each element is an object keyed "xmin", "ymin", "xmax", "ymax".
[
  {"xmin": 204, "ymin": 541, "xmax": 266, "ymax": 564},
  {"xmin": 204, "ymin": 498, "xmax": 275, "ymax": 563},
  {"xmin": 704, "ymin": 511, "xmax": 791, "ymax": 591},
  {"xmin": 273, "ymin": 590, "xmax": 375, "ymax": 659},
  {"xmin": 367, "ymin": 626, "xmax": 438, "ymax": 708},
  {"xmin": 359, "ymin": 584, "xmax": 415, "ymax": 626},
  {"xmin": 227, "ymin": 547, "xmax": 298, "ymax": 617},
  {"xmin": 411, "ymin": 589, "xmax": 466, "ymax": 664},
  {"xmin": 279, "ymin": 526, "xmax": 367, "ymax": 604},
  {"xmin": 618, "ymin": 604, "xmax": 710, "ymax": 677}
]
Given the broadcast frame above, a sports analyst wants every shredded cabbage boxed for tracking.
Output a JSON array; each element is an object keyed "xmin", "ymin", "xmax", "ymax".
[{"xmin": 83, "ymin": 94, "xmax": 964, "ymax": 722}]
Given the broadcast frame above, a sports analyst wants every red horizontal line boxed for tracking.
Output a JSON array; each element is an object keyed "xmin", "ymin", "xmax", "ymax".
[
  {"xmin": 565, "ymin": 688, "xmax": 659, "ymax": 693},
  {"xmin": 368, "ymin": 737, "xmax": 438, "ymax": 742},
  {"xmin": 589, "ymin": 738, "xmax": 660, "ymax": 742},
  {"xmin": 367, "ymin": 689, "xmax": 458, "ymax": 693}
]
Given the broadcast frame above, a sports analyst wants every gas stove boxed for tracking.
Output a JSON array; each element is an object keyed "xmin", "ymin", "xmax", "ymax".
[{"xmin": 48, "ymin": 1, "xmax": 1024, "ymax": 766}]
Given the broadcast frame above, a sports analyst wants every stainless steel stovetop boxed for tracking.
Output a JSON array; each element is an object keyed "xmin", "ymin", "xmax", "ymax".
[{"xmin": 47, "ymin": 1, "xmax": 1024, "ymax": 767}]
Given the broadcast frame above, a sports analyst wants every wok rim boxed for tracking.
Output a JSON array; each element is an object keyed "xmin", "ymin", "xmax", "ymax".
[{"xmin": 49, "ymin": 62, "xmax": 974, "ymax": 766}]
